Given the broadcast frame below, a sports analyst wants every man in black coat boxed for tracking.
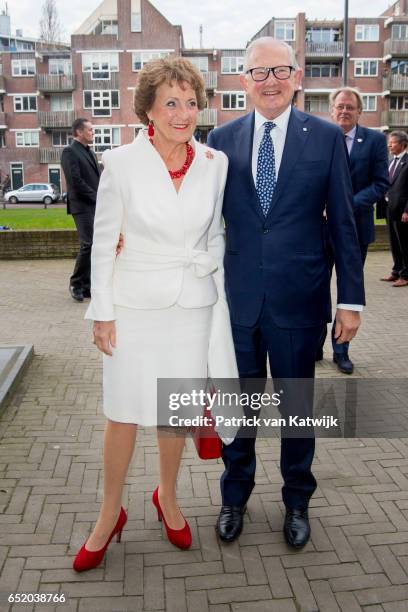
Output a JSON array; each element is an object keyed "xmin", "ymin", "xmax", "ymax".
[
  {"xmin": 61, "ymin": 118, "xmax": 100, "ymax": 301},
  {"xmin": 380, "ymin": 130, "xmax": 408, "ymax": 287}
]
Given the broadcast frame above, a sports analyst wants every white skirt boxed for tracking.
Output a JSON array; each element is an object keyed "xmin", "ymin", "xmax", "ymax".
[{"xmin": 102, "ymin": 304, "xmax": 212, "ymax": 426}]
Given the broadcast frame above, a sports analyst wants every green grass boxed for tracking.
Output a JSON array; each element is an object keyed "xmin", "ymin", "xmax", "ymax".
[{"xmin": 0, "ymin": 208, "xmax": 75, "ymax": 230}]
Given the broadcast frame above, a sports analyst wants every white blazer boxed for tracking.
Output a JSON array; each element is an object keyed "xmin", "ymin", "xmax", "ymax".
[{"xmin": 85, "ymin": 130, "xmax": 238, "ymax": 379}]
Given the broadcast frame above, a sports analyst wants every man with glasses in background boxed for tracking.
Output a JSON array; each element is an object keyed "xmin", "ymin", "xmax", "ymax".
[
  {"xmin": 317, "ymin": 87, "xmax": 389, "ymax": 373},
  {"xmin": 208, "ymin": 38, "xmax": 365, "ymax": 549}
]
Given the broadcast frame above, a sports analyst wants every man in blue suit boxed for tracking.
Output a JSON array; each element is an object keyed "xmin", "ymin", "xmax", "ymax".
[
  {"xmin": 208, "ymin": 38, "xmax": 365, "ymax": 548},
  {"xmin": 317, "ymin": 87, "xmax": 389, "ymax": 373}
]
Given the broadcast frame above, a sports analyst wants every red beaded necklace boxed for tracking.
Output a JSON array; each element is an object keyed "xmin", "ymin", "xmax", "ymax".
[{"xmin": 167, "ymin": 142, "xmax": 194, "ymax": 180}]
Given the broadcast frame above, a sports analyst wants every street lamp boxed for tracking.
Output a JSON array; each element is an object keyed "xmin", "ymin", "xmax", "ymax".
[{"xmin": 343, "ymin": 0, "xmax": 349, "ymax": 85}]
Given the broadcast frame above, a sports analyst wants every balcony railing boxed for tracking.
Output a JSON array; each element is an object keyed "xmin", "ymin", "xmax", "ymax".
[
  {"xmin": 384, "ymin": 39, "xmax": 408, "ymax": 57},
  {"xmin": 197, "ymin": 108, "xmax": 217, "ymax": 126},
  {"xmin": 382, "ymin": 110, "xmax": 408, "ymax": 127},
  {"xmin": 383, "ymin": 74, "xmax": 408, "ymax": 92},
  {"xmin": 36, "ymin": 74, "xmax": 76, "ymax": 92},
  {"xmin": 203, "ymin": 71, "xmax": 217, "ymax": 90},
  {"xmin": 82, "ymin": 72, "xmax": 119, "ymax": 90},
  {"xmin": 38, "ymin": 111, "xmax": 76, "ymax": 128},
  {"xmin": 39, "ymin": 148, "xmax": 63, "ymax": 164},
  {"xmin": 305, "ymin": 41, "xmax": 344, "ymax": 57}
]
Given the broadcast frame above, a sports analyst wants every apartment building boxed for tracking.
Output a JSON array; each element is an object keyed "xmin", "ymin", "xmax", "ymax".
[{"xmin": 1, "ymin": 0, "xmax": 407, "ymax": 192}]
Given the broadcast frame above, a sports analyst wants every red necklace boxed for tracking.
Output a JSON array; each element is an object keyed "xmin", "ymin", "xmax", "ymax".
[{"xmin": 168, "ymin": 143, "xmax": 194, "ymax": 179}]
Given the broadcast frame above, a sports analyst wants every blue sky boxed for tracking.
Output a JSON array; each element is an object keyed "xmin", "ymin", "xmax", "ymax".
[{"xmin": 7, "ymin": 0, "xmax": 392, "ymax": 48}]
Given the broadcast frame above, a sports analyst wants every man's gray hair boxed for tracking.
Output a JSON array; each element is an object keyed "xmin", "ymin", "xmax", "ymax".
[
  {"xmin": 243, "ymin": 37, "xmax": 299, "ymax": 73},
  {"xmin": 329, "ymin": 87, "xmax": 363, "ymax": 112},
  {"xmin": 389, "ymin": 130, "xmax": 408, "ymax": 146}
]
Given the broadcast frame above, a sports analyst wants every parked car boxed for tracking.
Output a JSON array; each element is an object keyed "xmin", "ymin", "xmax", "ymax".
[{"xmin": 4, "ymin": 183, "xmax": 60, "ymax": 205}]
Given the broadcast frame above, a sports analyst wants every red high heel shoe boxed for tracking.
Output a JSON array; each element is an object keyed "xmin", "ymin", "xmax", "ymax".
[
  {"xmin": 152, "ymin": 487, "xmax": 192, "ymax": 550},
  {"xmin": 73, "ymin": 507, "xmax": 127, "ymax": 572}
]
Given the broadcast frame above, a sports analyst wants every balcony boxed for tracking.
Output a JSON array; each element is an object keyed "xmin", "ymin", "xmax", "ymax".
[
  {"xmin": 36, "ymin": 74, "xmax": 76, "ymax": 92},
  {"xmin": 39, "ymin": 148, "xmax": 63, "ymax": 164},
  {"xmin": 38, "ymin": 111, "xmax": 76, "ymax": 128},
  {"xmin": 383, "ymin": 74, "xmax": 408, "ymax": 93},
  {"xmin": 0, "ymin": 112, "xmax": 6, "ymax": 127},
  {"xmin": 203, "ymin": 71, "xmax": 217, "ymax": 91},
  {"xmin": 197, "ymin": 108, "xmax": 217, "ymax": 126},
  {"xmin": 82, "ymin": 72, "xmax": 119, "ymax": 90},
  {"xmin": 384, "ymin": 38, "xmax": 408, "ymax": 58},
  {"xmin": 305, "ymin": 41, "xmax": 344, "ymax": 58},
  {"xmin": 381, "ymin": 110, "xmax": 408, "ymax": 127}
]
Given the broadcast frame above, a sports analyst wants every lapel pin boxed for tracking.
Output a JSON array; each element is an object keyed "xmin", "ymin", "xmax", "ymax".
[
  {"xmin": 357, "ymin": 138, "xmax": 363, "ymax": 143},
  {"xmin": 303, "ymin": 127, "xmax": 308, "ymax": 132}
]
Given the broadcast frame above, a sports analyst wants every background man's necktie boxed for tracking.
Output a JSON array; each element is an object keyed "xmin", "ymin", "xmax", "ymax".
[
  {"xmin": 256, "ymin": 121, "xmax": 277, "ymax": 216},
  {"xmin": 389, "ymin": 156, "xmax": 399, "ymax": 181}
]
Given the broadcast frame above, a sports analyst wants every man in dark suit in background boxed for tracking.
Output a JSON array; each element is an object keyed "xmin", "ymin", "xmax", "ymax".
[
  {"xmin": 380, "ymin": 130, "xmax": 408, "ymax": 287},
  {"xmin": 61, "ymin": 118, "xmax": 100, "ymax": 302},
  {"xmin": 317, "ymin": 87, "xmax": 389, "ymax": 374},
  {"xmin": 208, "ymin": 38, "xmax": 365, "ymax": 549}
]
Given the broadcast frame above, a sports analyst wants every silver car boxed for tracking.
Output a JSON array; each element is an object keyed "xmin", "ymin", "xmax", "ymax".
[{"xmin": 5, "ymin": 183, "xmax": 60, "ymax": 205}]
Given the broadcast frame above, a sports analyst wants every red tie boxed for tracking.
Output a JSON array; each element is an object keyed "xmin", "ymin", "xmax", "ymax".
[{"xmin": 389, "ymin": 157, "xmax": 399, "ymax": 181}]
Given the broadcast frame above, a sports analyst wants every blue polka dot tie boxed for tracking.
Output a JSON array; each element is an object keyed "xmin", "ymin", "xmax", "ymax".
[{"xmin": 256, "ymin": 121, "xmax": 277, "ymax": 216}]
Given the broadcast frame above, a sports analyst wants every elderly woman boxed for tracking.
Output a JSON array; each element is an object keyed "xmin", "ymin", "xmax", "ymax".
[{"xmin": 73, "ymin": 57, "xmax": 238, "ymax": 572}]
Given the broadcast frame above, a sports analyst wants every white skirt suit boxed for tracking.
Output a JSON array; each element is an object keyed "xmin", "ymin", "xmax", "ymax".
[{"xmin": 85, "ymin": 131, "xmax": 238, "ymax": 426}]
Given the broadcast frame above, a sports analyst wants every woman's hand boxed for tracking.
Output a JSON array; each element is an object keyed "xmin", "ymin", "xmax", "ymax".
[{"xmin": 93, "ymin": 321, "xmax": 116, "ymax": 356}]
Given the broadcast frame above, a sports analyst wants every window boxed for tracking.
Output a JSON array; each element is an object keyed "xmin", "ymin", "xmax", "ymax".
[
  {"xmin": 390, "ymin": 95, "xmax": 408, "ymax": 110},
  {"xmin": 16, "ymin": 41, "xmax": 34, "ymax": 51},
  {"xmin": 391, "ymin": 60, "xmax": 408, "ymax": 76},
  {"xmin": 52, "ymin": 131, "xmax": 73, "ymax": 146},
  {"xmin": 184, "ymin": 56, "xmax": 208, "ymax": 72},
  {"xmin": 306, "ymin": 28, "xmax": 341, "ymax": 43},
  {"xmin": 305, "ymin": 95, "xmax": 329, "ymax": 113},
  {"xmin": 50, "ymin": 95, "xmax": 73, "ymax": 111},
  {"xmin": 362, "ymin": 95, "xmax": 377, "ymax": 111},
  {"xmin": 221, "ymin": 56, "xmax": 244, "ymax": 74},
  {"xmin": 305, "ymin": 63, "xmax": 340, "ymax": 78},
  {"xmin": 132, "ymin": 51, "xmax": 171, "ymax": 71},
  {"xmin": 83, "ymin": 90, "xmax": 120, "ymax": 116},
  {"xmin": 15, "ymin": 131, "xmax": 39, "ymax": 147},
  {"xmin": 275, "ymin": 21, "xmax": 295, "ymax": 41},
  {"xmin": 49, "ymin": 59, "xmax": 72, "ymax": 75},
  {"xmin": 12, "ymin": 58, "xmax": 36, "ymax": 76},
  {"xmin": 0, "ymin": 132, "xmax": 5, "ymax": 148},
  {"xmin": 82, "ymin": 53, "xmax": 119, "ymax": 79},
  {"xmin": 221, "ymin": 92, "xmax": 246, "ymax": 110},
  {"xmin": 93, "ymin": 20, "xmax": 118, "ymax": 36},
  {"xmin": 354, "ymin": 60, "xmax": 378, "ymax": 77},
  {"xmin": 355, "ymin": 24, "xmax": 379, "ymax": 41},
  {"xmin": 93, "ymin": 127, "xmax": 120, "ymax": 152},
  {"xmin": 131, "ymin": 0, "xmax": 141, "ymax": 31},
  {"xmin": 13, "ymin": 95, "xmax": 37, "ymax": 112},
  {"xmin": 392, "ymin": 24, "xmax": 408, "ymax": 39}
]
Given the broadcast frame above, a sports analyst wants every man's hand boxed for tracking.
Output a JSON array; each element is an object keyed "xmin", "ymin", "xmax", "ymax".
[
  {"xmin": 93, "ymin": 321, "xmax": 116, "ymax": 356},
  {"xmin": 334, "ymin": 309, "xmax": 361, "ymax": 344},
  {"xmin": 116, "ymin": 233, "xmax": 124, "ymax": 256},
  {"xmin": 401, "ymin": 212, "xmax": 408, "ymax": 223}
]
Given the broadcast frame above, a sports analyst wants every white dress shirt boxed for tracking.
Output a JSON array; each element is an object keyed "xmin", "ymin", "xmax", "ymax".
[
  {"xmin": 344, "ymin": 125, "xmax": 357, "ymax": 155},
  {"xmin": 389, "ymin": 150, "xmax": 406, "ymax": 174},
  {"xmin": 251, "ymin": 105, "xmax": 362, "ymax": 313}
]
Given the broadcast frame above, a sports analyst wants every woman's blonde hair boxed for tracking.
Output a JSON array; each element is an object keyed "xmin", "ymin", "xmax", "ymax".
[{"xmin": 134, "ymin": 57, "xmax": 207, "ymax": 125}]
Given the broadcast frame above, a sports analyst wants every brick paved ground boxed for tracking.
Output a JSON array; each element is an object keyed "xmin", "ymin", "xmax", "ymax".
[{"xmin": 0, "ymin": 252, "xmax": 408, "ymax": 612}]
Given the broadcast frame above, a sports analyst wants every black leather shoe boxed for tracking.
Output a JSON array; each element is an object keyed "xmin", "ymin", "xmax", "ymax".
[
  {"xmin": 333, "ymin": 353, "xmax": 354, "ymax": 374},
  {"xmin": 216, "ymin": 505, "xmax": 246, "ymax": 542},
  {"xmin": 284, "ymin": 508, "xmax": 310, "ymax": 549},
  {"xmin": 83, "ymin": 288, "xmax": 91, "ymax": 298},
  {"xmin": 69, "ymin": 286, "xmax": 84, "ymax": 302}
]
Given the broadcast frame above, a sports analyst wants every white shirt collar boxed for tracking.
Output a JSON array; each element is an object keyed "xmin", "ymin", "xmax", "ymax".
[
  {"xmin": 254, "ymin": 105, "xmax": 292, "ymax": 134},
  {"xmin": 345, "ymin": 125, "xmax": 357, "ymax": 141}
]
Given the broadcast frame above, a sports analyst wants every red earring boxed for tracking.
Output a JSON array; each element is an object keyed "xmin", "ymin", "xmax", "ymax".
[{"xmin": 148, "ymin": 120, "xmax": 154, "ymax": 143}]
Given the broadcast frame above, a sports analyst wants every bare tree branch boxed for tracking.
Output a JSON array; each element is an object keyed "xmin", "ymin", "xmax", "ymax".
[{"xmin": 39, "ymin": 0, "xmax": 62, "ymax": 46}]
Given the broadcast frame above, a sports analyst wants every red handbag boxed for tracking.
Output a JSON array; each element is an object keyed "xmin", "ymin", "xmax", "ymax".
[{"xmin": 191, "ymin": 404, "xmax": 222, "ymax": 460}]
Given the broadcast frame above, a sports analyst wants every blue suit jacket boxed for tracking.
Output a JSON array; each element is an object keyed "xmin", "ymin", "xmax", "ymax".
[
  {"xmin": 207, "ymin": 107, "xmax": 365, "ymax": 328},
  {"xmin": 348, "ymin": 124, "xmax": 389, "ymax": 245}
]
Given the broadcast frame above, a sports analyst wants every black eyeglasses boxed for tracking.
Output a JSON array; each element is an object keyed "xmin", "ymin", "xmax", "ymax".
[{"xmin": 246, "ymin": 66, "xmax": 294, "ymax": 81}]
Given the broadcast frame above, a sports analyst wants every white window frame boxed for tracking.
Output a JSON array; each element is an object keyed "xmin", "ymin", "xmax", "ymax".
[
  {"xmin": 13, "ymin": 94, "xmax": 37, "ymax": 112},
  {"xmin": 221, "ymin": 56, "xmax": 244, "ymax": 74},
  {"xmin": 50, "ymin": 95, "xmax": 73, "ymax": 111},
  {"xmin": 93, "ymin": 126, "xmax": 121, "ymax": 152},
  {"xmin": 83, "ymin": 90, "xmax": 120, "ymax": 117},
  {"xmin": 52, "ymin": 130, "xmax": 73, "ymax": 147},
  {"xmin": 184, "ymin": 56, "xmax": 209, "ymax": 72},
  {"xmin": 82, "ymin": 52, "xmax": 119, "ymax": 80},
  {"xmin": 354, "ymin": 60, "xmax": 378, "ymax": 77},
  {"xmin": 390, "ymin": 95, "xmax": 408, "ymax": 110},
  {"xmin": 221, "ymin": 91, "xmax": 246, "ymax": 110},
  {"xmin": 49, "ymin": 59, "xmax": 72, "ymax": 76},
  {"xmin": 304, "ymin": 94, "xmax": 330, "ymax": 113},
  {"xmin": 11, "ymin": 58, "xmax": 36, "ymax": 77},
  {"xmin": 131, "ymin": 50, "xmax": 171, "ymax": 71},
  {"xmin": 274, "ymin": 20, "xmax": 295, "ymax": 42},
  {"xmin": 355, "ymin": 24, "xmax": 379, "ymax": 42},
  {"xmin": 392, "ymin": 24, "xmax": 408, "ymax": 40},
  {"xmin": 305, "ymin": 63, "xmax": 340, "ymax": 78},
  {"xmin": 362, "ymin": 95, "xmax": 377, "ymax": 111},
  {"xmin": 15, "ymin": 130, "xmax": 39, "ymax": 147}
]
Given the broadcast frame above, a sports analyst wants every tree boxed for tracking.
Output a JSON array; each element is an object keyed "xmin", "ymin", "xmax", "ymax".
[{"xmin": 39, "ymin": 0, "xmax": 62, "ymax": 46}]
